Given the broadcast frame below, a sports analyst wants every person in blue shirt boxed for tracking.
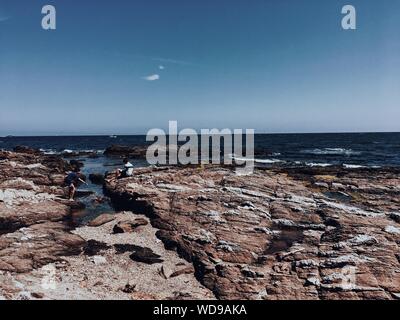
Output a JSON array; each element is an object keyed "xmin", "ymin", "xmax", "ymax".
[{"xmin": 64, "ymin": 168, "xmax": 87, "ymax": 200}]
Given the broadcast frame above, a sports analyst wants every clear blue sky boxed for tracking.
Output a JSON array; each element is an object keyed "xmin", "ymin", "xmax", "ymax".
[{"xmin": 0, "ymin": 0, "xmax": 399, "ymax": 135}]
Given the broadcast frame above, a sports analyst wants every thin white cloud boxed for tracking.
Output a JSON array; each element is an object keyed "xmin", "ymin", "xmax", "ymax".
[
  {"xmin": 0, "ymin": 16, "xmax": 10, "ymax": 23},
  {"xmin": 159, "ymin": 65, "xmax": 165, "ymax": 70},
  {"xmin": 152, "ymin": 57, "xmax": 192, "ymax": 66},
  {"xmin": 143, "ymin": 74, "xmax": 160, "ymax": 81}
]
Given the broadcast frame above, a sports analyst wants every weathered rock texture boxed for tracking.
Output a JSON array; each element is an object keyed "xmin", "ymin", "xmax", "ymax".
[
  {"xmin": 0, "ymin": 151, "xmax": 213, "ymax": 300},
  {"xmin": 105, "ymin": 166, "xmax": 400, "ymax": 300},
  {"xmin": 0, "ymin": 151, "xmax": 85, "ymax": 273}
]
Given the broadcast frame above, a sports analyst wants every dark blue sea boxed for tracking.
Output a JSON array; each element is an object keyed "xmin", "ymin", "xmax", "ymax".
[{"xmin": 1, "ymin": 132, "xmax": 400, "ymax": 168}]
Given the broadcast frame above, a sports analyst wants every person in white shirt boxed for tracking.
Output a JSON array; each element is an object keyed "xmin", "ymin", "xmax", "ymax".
[{"xmin": 116, "ymin": 158, "xmax": 134, "ymax": 178}]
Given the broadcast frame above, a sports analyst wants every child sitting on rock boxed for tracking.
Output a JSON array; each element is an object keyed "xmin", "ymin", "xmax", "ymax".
[{"xmin": 116, "ymin": 158, "xmax": 134, "ymax": 179}]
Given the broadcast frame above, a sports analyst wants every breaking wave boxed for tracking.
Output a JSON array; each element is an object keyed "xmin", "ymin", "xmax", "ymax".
[
  {"xmin": 301, "ymin": 148, "xmax": 361, "ymax": 156},
  {"xmin": 230, "ymin": 155, "xmax": 284, "ymax": 164},
  {"xmin": 305, "ymin": 162, "xmax": 332, "ymax": 167}
]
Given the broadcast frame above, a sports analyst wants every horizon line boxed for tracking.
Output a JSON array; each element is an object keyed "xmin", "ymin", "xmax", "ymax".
[{"xmin": 2, "ymin": 131, "xmax": 400, "ymax": 138}]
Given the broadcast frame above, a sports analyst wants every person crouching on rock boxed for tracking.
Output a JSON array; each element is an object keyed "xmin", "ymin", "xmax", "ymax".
[
  {"xmin": 65, "ymin": 168, "xmax": 87, "ymax": 200},
  {"xmin": 116, "ymin": 158, "xmax": 134, "ymax": 179}
]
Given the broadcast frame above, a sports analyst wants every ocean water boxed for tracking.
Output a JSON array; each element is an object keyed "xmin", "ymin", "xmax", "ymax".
[{"xmin": 1, "ymin": 132, "xmax": 400, "ymax": 168}]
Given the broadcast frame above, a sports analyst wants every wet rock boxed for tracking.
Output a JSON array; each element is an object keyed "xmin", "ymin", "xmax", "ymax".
[
  {"xmin": 13, "ymin": 146, "xmax": 41, "ymax": 155},
  {"xmin": 62, "ymin": 151, "xmax": 98, "ymax": 158},
  {"xmin": 89, "ymin": 173, "xmax": 105, "ymax": 185},
  {"xmin": 75, "ymin": 190, "xmax": 95, "ymax": 198},
  {"xmin": 69, "ymin": 159, "xmax": 84, "ymax": 169},
  {"xmin": 104, "ymin": 145, "xmax": 147, "ymax": 159}
]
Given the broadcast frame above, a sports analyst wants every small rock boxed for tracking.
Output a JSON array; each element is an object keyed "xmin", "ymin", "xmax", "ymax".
[
  {"xmin": 121, "ymin": 282, "xmax": 136, "ymax": 293},
  {"xmin": 31, "ymin": 292, "xmax": 44, "ymax": 299},
  {"xmin": 91, "ymin": 255, "xmax": 107, "ymax": 265},
  {"xmin": 129, "ymin": 247, "xmax": 164, "ymax": 264},
  {"xmin": 113, "ymin": 218, "xmax": 148, "ymax": 234},
  {"xmin": 170, "ymin": 266, "xmax": 195, "ymax": 278},
  {"xmin": 88, "ymin": 214, "xmax": 116, "ymax": 227}
]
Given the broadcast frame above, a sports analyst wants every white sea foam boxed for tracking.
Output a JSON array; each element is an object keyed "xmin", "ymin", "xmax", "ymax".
[
  {"xmin": 230, "ymin": 155, "xmax": 283, "ymax": 164},
  {"xmin": 343, "ymin": 164, "xmax": 364, "ymax": 169},
  {"xmin": 40, "ymin": 148, "xmax": 57, "ymax": 155},
  {"xmin": 301, "ymin": 148, "xmax": 361, "ymax": 156},
  {"xmin": 40, "ymin": 148, "xmax": 104, "ymax": 155},
  {"xmin": 306, "ymin": 162, "xmax": 332, "ymax": 167},
  {"xmin": 343, "ymin": 164, "xmax": 381, "ymax": 169}
]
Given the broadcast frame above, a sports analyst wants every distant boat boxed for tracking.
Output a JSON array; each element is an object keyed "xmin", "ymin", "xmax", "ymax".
[{"xmin": 109, "ymin": 135, "xmax": 117, "ymax": 138}]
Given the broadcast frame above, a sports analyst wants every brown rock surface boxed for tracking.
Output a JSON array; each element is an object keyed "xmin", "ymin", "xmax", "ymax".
[
  {"xmin": 0, "ymin": 151, "xmax": 213, "ymax": 300},
  {"xmin": 104, "ymin": 166, "xmax": 400, "ymax": 300},
  {"xmin": 88, "ymin": 214, "xmax": 116, "ymax": 227},
  {"xmin": 113, "ymin": 218, "xmax": 149, "ymax": 234},
  {"xmin": 0, "ymin": 151, "xmax": 85, "ymax": 276}
]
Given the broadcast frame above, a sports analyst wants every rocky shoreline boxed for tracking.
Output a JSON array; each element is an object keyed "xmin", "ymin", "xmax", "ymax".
[
  {"xmin": 104, "ymin": 165, "xmax": 400, "ymax": 300},
  {"xmin": 1, "ymin": 149, "xmax": 399, "ymax": 300},
  {"xmin": 0, "ymin": 150, "xmax": 212, "ymax": 300}
]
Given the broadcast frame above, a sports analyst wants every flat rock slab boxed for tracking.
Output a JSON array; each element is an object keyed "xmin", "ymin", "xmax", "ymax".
[{"xmin": 88, "ymin": 214, "xmax": 116, "ymax": 227}]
